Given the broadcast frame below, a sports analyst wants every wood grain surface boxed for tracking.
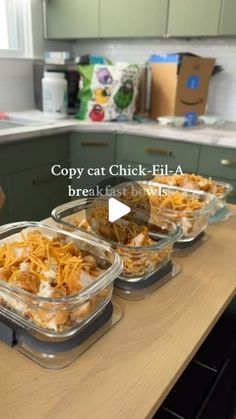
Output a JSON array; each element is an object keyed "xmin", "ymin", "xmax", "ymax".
[{"xmin": 0, "ymin": 208, "xmax": 236, "ymax": 419}]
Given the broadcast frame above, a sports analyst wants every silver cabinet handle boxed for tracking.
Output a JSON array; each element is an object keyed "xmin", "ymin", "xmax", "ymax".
[
  {"xmin": 81, "ymin": 142, "xmax": 109, "ymax": 148},
  {"xmin": 145, "ymin": 147, "xmax": 173, "ymax": 157},
  {"xmin": 221, "ymin": 159, "xmax": 236, "ymax": 167}
]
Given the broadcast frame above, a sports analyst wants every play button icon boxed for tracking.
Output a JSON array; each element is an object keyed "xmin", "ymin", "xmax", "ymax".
[
  {"xmin": 108, "ymin": 198, "xmax": 131, "ymax": 222},
  {"xmin": 84, "ymin": 176, "xmax": 151, "ymax": 242}
]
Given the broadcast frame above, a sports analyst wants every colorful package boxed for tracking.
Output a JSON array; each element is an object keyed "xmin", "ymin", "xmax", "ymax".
[{"xmin": 76, "ymin": 64, "xmax": 140, "ymax": 122}]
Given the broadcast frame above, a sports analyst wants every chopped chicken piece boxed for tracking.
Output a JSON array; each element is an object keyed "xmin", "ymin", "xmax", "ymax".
[
  {"xmin": 80, "ymin": 270, "xmax": 94, "ymax": 287},
  {"xmin": 28, "ymin": 309, "xmax": 70, "ymax": 331},
  {"xmin": 10, "ymin": 271, "xmax": 40, "ymax": 294},
  {"xmin": 37, "ymin": 282, "xmax": 54, "ymax": 298},
  {"xmin": 83, "ymin": 255, "xmax": 97, "ymax": 271},
  {"xmin": 71, "ymin": 301, "xmax": 92, "ymax": 322},
  {"xmin": 19, "ymin": 261, "xmax": 30, "ymax": 272},
  {"xmin": 0, "ymin": 267, "xmax": 12, "ymax": 281}
]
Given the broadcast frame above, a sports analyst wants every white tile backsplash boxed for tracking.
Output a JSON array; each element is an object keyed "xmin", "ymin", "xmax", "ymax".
[
  {"xmin": 1, "ymin": 36, "xmax": 236, "ymax": 119},
  {"xmin": 73, "ymin": 38, "xmax": 236, "ymax": 121},
  {"xmin": 0, "ymin": 59, "xmax": 34, "ymax": 112}
]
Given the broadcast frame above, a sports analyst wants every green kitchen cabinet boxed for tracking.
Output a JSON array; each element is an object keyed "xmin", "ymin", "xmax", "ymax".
[
  {"xmin": 219, "ymin": 0, "xmax": 236, "ymax": 35},
  {"xmin": 0, "ymin": 176, "xmax": 9, "ymax": 225},
  {"xmin": 167, "ymin": 0, "xmax": 222, "ymax": 37},
  {"xmin": 7, "ymin": 161, "xmax": 70, "ymax": 222},
  {"xmin": 198, "ymin": 145, "xmax": 236, "ymax": 182},
  {"xmin": 100, "ymin": 0, "xmax": 168, "ymax": 37},
  {"xmin": 225, "ymin": 180, "xmax": 236, "ymax": 204},
  {"xmin": 70, "ymin": 133, "xmax": 116, "ymax": 193},
  {"xmin": 0, "ymin": 135, "xmax": 69, "ymax": 175},
  {"xmin": 44, "ymin": 0, "xmax": 99, "ymax": 39},
  {"xmin": 116, "ymin": 135, "xmax": 200, "ymax": 173},
  {"xmin": 0, "ymin": 134, "xmax": 70, "ymax": 223},
  {"xmin": 198, "ymin": 144, "xmax": 236, "ymax": 204}
]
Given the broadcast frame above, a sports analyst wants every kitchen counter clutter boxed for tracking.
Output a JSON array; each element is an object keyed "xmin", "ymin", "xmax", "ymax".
[
  {"xmin": 0, "ymin": 210, "xmax": 236, "ymax": 418},
  {"xmin": 0, "ymin": 112, "xmax": 236, "ymax": 148}
]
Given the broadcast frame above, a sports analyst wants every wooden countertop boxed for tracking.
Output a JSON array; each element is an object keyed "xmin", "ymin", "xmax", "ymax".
[{"xmin": 0, "ymin": 210, "xmax": 236, "ymax": 419}]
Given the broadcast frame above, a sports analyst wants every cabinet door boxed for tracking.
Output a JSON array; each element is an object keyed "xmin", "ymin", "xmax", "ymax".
[
  {"xmin": 7, "ymin": 161, "xmax": 69, "ymax": 222},
  {"xmin": 116, "ymin": 135, "xmax": 200, "ymax": 173},
  {"xmin": 45, "ymin": 0, "xmax": 99, "ymax": 39},
  {"xmin": 198, "ymin": 145, "xmax": 236, "ymax": 182},
  {"xmin": 70, "ymin": 133, "xmax": 116, "ymax": 192},
  {"xmin": 219, "ymin": 0, "xmax": 236, "ymax": 35},
  {"xmin": 0, "ymin": 134, "xmax": 69, "ymax": 175},
  {"xmin": 167, "ymin": 0, "xmax": 222, "ymax": 37},
  {"xmin": 0, "ymin": 176, "xmax": 9, "ymax": 225},
  {"xmin": 100, "ymin": 0, "xmax": 168, "ymax": 37}
]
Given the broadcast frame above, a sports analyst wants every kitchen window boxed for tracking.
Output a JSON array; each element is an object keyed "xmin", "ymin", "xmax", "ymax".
[{"xmin": 0, "ymin": 0, "xmax": 32, "ymax": 58}]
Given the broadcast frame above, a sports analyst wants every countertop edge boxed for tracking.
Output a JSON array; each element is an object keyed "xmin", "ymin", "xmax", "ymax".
[{"xmin": 0, "ymin": 118, "xmax": 235, "ymax": 149}]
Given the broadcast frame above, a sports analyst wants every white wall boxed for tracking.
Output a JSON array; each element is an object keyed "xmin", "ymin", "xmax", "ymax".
[
  {"xmin": 0, "ymin": 58, "xmax": 34, "ymax": 111},
  {"xmin": 2, "ymin": 0, "xmax": 236, "ymax": 119},
  {"xmin": 0, "ymin": 0, "xmax": 72, "ymax": 112},
  {"xmin": 72, "ymin": 38, "xmax": 236, "ymax": 121}
]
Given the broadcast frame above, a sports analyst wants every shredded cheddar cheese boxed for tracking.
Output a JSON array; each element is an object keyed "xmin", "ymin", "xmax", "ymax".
[
  {"xmin": 0, "ymin": 230, "xmax": 111, "ymax": 332},
  {"xmin": 152, "ymin": 174, "xmax": 225, "ymax": 196},
  {"xmin": 0, "ymin": 230, "xmax": 100, "ymax": 296}
]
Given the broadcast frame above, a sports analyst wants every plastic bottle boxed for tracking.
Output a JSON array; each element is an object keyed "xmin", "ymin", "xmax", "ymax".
[{"xmin": 42, "ymin": 72, "xmax": 68, "ymax": 119}]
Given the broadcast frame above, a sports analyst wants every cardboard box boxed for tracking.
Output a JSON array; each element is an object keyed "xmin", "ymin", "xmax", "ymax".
[{"xmin": 149, "ymin": 54, "xmax": 215, "ymax": 119}]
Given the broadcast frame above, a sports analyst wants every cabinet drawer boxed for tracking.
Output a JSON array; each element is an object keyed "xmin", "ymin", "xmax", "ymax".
[
  {"xmin": 162, "ymin": 361, "xmax": 217, "ymax": 419},
  {"xmin": 199, "ymin": 359, "xmax": 236, "ymax": 419},
  {"xmin": 7, "ymin": 160, "xmax": 69, "ymax": 222},
  {"xmin": 0, "ymin": 134, "xmax": 69, "ymax": 175},
  {"xmin": 154, "ymin": 409, "xmax": 177, "ymax": 418},
  {"xmin": 195, "ymin": 306, "xmax": 236, "ymax": 371},
  {"xmin": 70, "ymin": 133, "xmax": 116, "ymax": 190},
  {"xmin": 199, "ymin": 146, "xmax": 236, "ymax": 181},
  {"xmin": 116, "ymin": 160, "xmax": 153, "ymax": 181},
  {"xmin": 117, "ymin": 135, "xmax": 200, "ymax": 172}
]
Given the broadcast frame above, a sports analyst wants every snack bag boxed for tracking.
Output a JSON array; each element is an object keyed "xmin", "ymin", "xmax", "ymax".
[{"xmin": 76, "ymin": 63, "xmax": 140, "ymax": 122}]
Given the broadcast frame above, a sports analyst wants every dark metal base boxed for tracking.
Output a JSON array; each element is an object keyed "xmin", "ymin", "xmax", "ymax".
[
  {"xmin": 115, "ymin": 262, "xmax": 181, "ymax": 301},
  {"xmin": 0, "ymin": 302, "xmax": 123, "ymax": 369},
  {"xmin": 174, "ymin": 232, "xmax": 209, "ymax": 257}
]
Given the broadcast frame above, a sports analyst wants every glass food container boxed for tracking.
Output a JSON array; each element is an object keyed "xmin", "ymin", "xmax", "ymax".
[
  {"xmin": 122, "ymin": 181, "xmax": 216, "ymax": 243},
  {"xmin": 0, "ymin": 222, "xmax": 122, "ymax": 341},
  {"xmin": 211, "ymin": 181, "xmax": 233, "ymax": 214},
  {"xmin": 151, "ymin": 175, "xmax": 233, "ymax": 216},
  {"xmin": 51, "ymin": 198, "xmax": 182, "ymax": 282}
]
